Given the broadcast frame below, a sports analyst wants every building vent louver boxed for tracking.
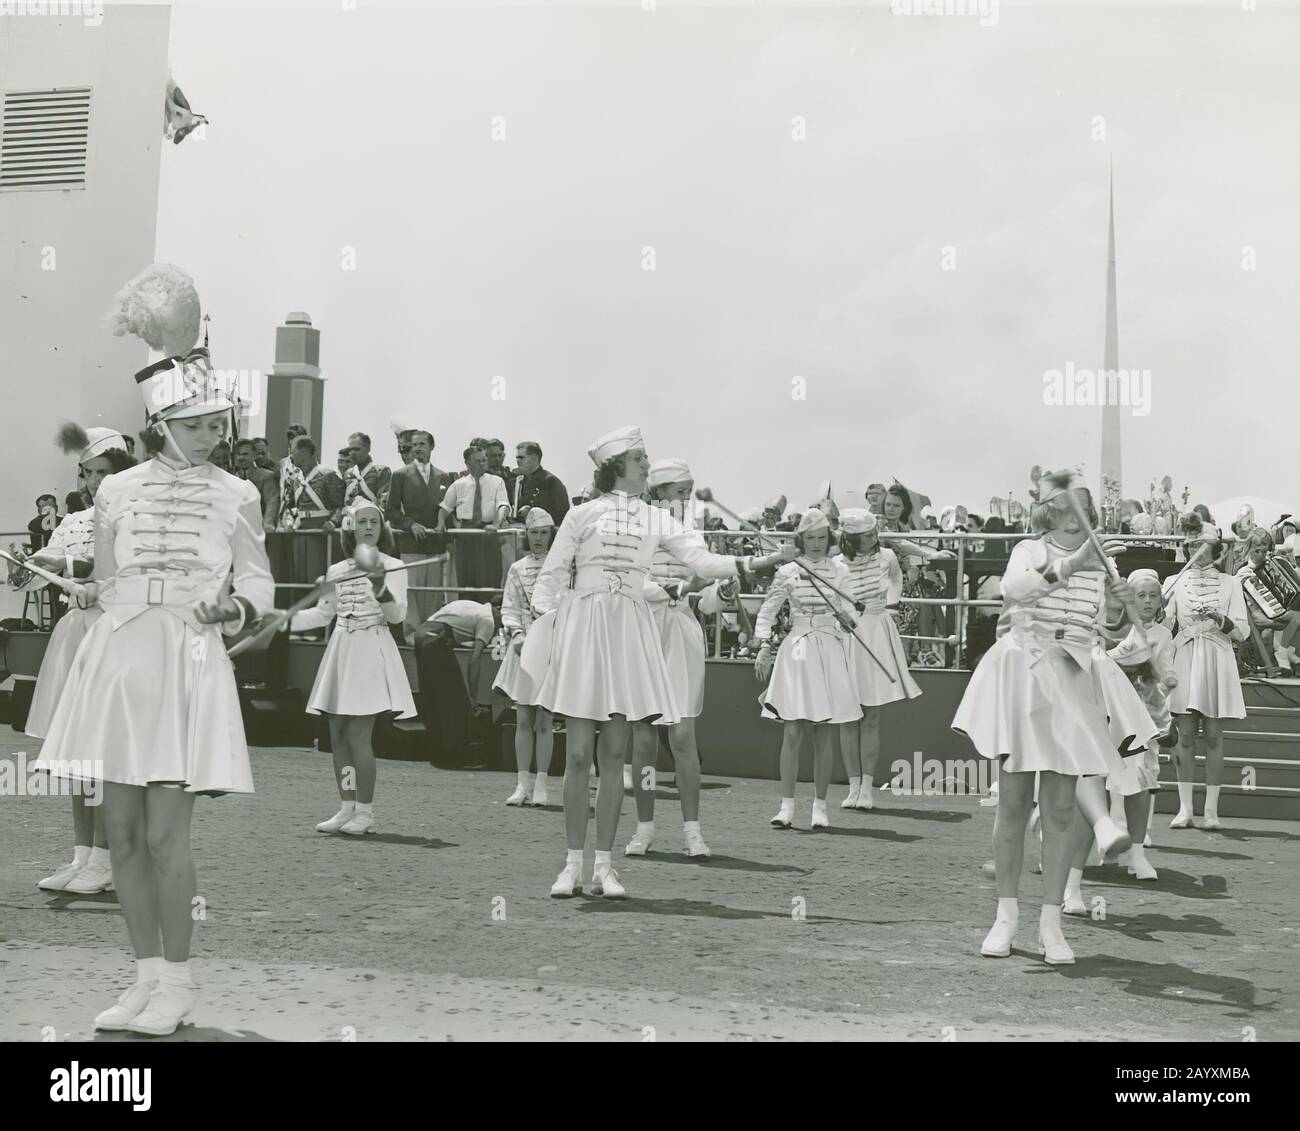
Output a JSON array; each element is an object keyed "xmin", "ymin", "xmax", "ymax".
[{"xmin": 1, "ymin": 87, "xmax": 92, "ymax": 191}]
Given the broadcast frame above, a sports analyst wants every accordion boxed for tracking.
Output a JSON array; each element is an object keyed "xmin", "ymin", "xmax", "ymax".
[{"xmin": 1242, "ymin": 555, "xmax": 1300, "ymax": 620}]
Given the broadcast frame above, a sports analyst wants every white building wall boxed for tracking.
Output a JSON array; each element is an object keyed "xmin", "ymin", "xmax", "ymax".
[{"xmin": 0, "ymin": 5, "xmax": 169, "ymax": 556}]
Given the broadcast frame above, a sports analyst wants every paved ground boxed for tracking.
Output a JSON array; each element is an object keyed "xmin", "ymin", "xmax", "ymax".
[{"xmin": 1, "ymin": 734, "xmax": 1296, "ymax": 1042}]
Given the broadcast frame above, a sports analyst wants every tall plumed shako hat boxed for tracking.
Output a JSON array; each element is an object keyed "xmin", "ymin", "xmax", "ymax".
[{"xmin": 135, "ymin": 348, "xmax": 238, "ymax": 424}]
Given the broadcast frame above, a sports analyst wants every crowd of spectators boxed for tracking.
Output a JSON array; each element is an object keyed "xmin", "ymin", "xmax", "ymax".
[{"xmin": 16, "ymin": 434, "xmax": 1298, "ymax": 677}]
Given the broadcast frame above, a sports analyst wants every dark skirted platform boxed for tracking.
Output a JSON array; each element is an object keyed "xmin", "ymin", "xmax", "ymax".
[{"xmin": 3, "ymin": 632, "xmax": 1297, "ymax": 820}]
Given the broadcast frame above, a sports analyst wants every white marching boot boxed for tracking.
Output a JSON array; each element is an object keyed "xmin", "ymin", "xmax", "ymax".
[
  {"xmin": 125, "ymin": 981, "xmax": 198, "ymax": 1036},
  {"xmin": 770, "ymin": 799, "xmax": 794, "ymax": 829},
  {"xmin": 810, "ymin": 799, "xmax": 830, "ymax": 829},
  {"xmin": 981, "ymin": 899, "xmax": 1018, "ymax": 958},
  {"xmin": 550, "ymin": 861, "xmax": 583, "ymax": 898},
  {"xmin": 94, "ymin": 982, "xmax": 156, "ymax": 1031},
  {"xmin": 316, "ymin": 804, "xmax": 356, "ymax": 833},
  {"xmin": 531, "ymin": 775, "xmax": 549, "ymax": 807}
]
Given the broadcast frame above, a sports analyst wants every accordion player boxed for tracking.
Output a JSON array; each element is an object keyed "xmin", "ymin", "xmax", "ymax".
[{"xmin": 1241, "ymin": 553, "xmax": 1300, "ymax": 621}]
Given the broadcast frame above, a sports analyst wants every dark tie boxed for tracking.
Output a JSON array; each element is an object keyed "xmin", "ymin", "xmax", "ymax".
[{"xmin": 472, "ymin": 476, "xmax": 483, "ymax": 524}]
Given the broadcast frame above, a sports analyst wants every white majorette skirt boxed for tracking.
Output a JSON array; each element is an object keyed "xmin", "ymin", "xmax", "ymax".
[
  {"xmin": 759, "ymin": 618, "xmax": 862, "ymax": 725},
  {"xmin": 952, "ymin": 630, "xmax": 1127, "ymax": 777},
  {"xmin": 652, "ymin": 599, "xmax": 707, "ymax": 721},
  {"xmin": 493, "ymin": 620, "xmax": 553, "ymax": 709},
  {"xmin": 1169, "ymin": 633, "xmax": 1246, "ymax": 719},
  {"xmin": 33, "ymin": 609, "xmax": 254, "ymax": 795},
  {"xmin": 1093, "ymin": 652, "xmax": 1162, "ymax": 796},
  {"xmin": 306, "ymin": 623, "xmax": 417, "ymax": 719},
  {"xmin": 847, "ymin": 610, "xmax": 922, "ymax": 707},
  {"xmin": 522, "ymin": 590, "xmax": 681, "ymax": 724},
  {"xmin": 24, "ymin": 606, "xmax": 101, "ymax": 740}
]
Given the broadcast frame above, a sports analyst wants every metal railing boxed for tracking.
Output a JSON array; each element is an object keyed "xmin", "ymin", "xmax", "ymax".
[{"xmin": 2, "ymin": 523, "xmax": 1205, "ymax": 673}]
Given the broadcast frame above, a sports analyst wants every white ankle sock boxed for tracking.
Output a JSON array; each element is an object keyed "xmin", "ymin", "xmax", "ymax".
[
  {"xmin": 862, "ymin": 775, "xmax": 874, "ymax": 792},
  {"xmin": 1065, "ymin": 867, "xmax": 1084, "ymax": 899},
  {"xmin": 516, "ymin": 771, "xmax": 530, "ymax": 788},
  {"xmin": 159, "ymin": 959, "xmax": 192, "ymax": 987},
  {"xmin": 1040, "ymin": 904, "xmax": 1063, "ymax": 934},
  {"xmin": 594, "ymin": 850, "xmax": 612, "ymax": 869},
  {"xmin": 1205, "ymin": 784, "xmax": 1221, "ymax": 817},
  {"xmin": 682, "ymin": 820, "xmax": 701, "ymax": 836},
  {"xmin": 565, "ymin": 849, "xmax": 583, "ymax": 866},
  {"xmin": 86, "ymin": 846, "xmax": 111, "ymax": 868},
  {"xmin": 337, "ymin": 799, "xmax": 357, "ymax": 815},
  {"xmin": 1176, "ymin": 781, "xmax": 1194, "ymax": 813},
  {"xmin": 354, "ymin": 802, "xmax": 373, "ymax": 816},
  {"xmin": 634, "ymin": 821, "xmax": 654, "ymax": 841},
  {"xmin": 137, "ymin": 956, "xmax": 164, "ymax": 984},
  {"xmin": 995, "ymin": 896, "xmax": 1018, "ymax": 923},
  {"xmin": 780, "ymin": 796, "xmax": 794, "ymax": 809},
  {"xmin": 847, "ymin": 775, "xmax": 861, "ymax": 794},
  {"xmin": 73, "ymin": 845, "xmax": 91, "ymax": 867}
]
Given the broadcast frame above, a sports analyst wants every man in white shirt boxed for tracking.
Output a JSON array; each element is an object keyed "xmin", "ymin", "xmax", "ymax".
[
  {"xmin": 413, "ymin": 598, "xmax": 502, "ymax": 762},
  {"xmin": 438, "ymin": 445, "xmax": 510, "ymax": 599}
]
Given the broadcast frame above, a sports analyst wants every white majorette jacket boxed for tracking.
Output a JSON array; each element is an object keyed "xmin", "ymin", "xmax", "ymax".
[
  {"xmin": 13, "ymin": 509, "xmax": 96, "ymax": 594},
  {"xmin": 501, "ymin": 552, "xmax": 546, "ymax": 637},
  {"xmin": 1166, "ymin": 565, "xmax": 1248, "ymax": 651},
  {"xmin": 754, "ymin": 557, "xmax": 855, "ymax": 643},
  {"xmin": 840, "ymin": 547, "xmax": 903, "ymax": 615},
  {"xmin": 530, "ymin": 492, "xmax": 740, "ymax": 615},
  {"xmin": 94, "ymin": 456, "xmax": 275, "ymax": 635},
  {"xmin": 996, "ymin": 538, "xmax": 1107, "ymax": 669},
  {"xmin": 293, "ymin": 554, "xmax": 408, "ymax": 633}
]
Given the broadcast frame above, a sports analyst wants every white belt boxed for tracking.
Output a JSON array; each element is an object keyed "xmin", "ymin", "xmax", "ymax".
[
  {"xmin": 791, "ymin": 614, "xmax": 844, "ymax": 631},
  {"xmin": 102, "ymin": 575, "xmax": 212, "ymax": 608}
]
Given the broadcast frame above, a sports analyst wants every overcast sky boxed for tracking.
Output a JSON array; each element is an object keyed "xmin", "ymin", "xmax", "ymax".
[{"xmin": 156, "ymin": 0, "xmax": 1299, "ymax": 519}]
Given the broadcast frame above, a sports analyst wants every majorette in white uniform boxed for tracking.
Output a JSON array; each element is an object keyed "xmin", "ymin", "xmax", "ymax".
[
  {"xmin": 1165, "ymin": 540, "xmax": 1248, "ymax": 720},
  {"xmin": 836, "ymin": 508, "xmax": 921, "ymax": 707},
  {"xmin": 293, "ymin": 500, "xmax": 417, "ymax": 720},
  {"xmin": 34, "ymin": 352, "xmax": 275, "ymax": 795},
  {"xmin": 21, "ymin": 511, "xmax": 103, "ymax": 735},
  {"xmin": 641, "ymin": 459, "xmax": 731, "ymax": 721},
  {"xmin": 522, "ymin": 428, "xmax": 755, "ymax": 726},
  {"xmin": 952, "ymin": 532, "xmax": 1133, "ymax": 779},
  {"xmin": 493, "ymin": 507, "xmax": 555, "ymax": 707},
  {"xmin": 753, "ymin": 510, "xmax": 862, "ymax": 725}
]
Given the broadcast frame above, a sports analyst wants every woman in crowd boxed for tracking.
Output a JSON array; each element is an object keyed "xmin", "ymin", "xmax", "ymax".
[
  {"xmin": 881, "ymin": 483, "xmax": 953, "ymax": 664},
  {"xmin": 523, "ymin": 426, "xmax": 794, "ymax": 900},
  {"xmin": 13, "ymin": 425, "xmax": 135, "ymax": 895},
  {"xmin": 953, "ymin": 471, "xmax": 1133, "ymax": 965},
  {"xmin": 293, "ymin": 498, "xmax": 415, "ymax": 835},
  {"xmin": 834, "ymin": 508, "xmax": 920, "ymax": 810},
  {"xmin": 625, "ymin": 460, "xmax": 732, "ymax": 858},
  {"xmin": 754, "ymin": 509, "xmax": 861, "ymax": 831},
  {"xmin": 1165, "ymin": 514, "xmax": 1248, "ymax": 829},
  {"xmin": 35, "ymin": 344, "xmax": 274, "ymax": 1036},
  {"xmin": 495, "ymin": 508, "xmax": 558, "ymax": 807}
]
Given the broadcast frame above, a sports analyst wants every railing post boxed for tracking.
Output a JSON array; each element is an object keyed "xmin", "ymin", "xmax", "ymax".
[{"xmin": 954, "ymin": 529, "xmax": 966, "ymax": 670}]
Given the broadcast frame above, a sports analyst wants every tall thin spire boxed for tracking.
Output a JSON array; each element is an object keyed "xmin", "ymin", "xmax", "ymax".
[{"xmin": 1100, "ymin": 163, "xmax": 1122, "ymax": 509}]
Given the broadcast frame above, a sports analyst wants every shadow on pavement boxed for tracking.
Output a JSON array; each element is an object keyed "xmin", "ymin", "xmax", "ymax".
[
  {"xmin": 96, "ymin": 1024, "xmax": 278, "ymax": 1042},
  {"xmin": 571, "ymin": 895, "xmax": 871, "ymax": 925},
  {"xmin": 799, "ymin": 826, "xmax": 923, "ymax": 843},
  {"xmin": 1072, "ymin": 911, "xmax": 1233, "ymax": 943},
  {"xmin": 1083, "ymin": 866, "xmax": 1229, "ymax": 900},
  {"xmin": 860, "ymin": 805, "xmax": 973, "ymax": 823},
  {"xmin": 1151, "ymin": 844, "xmax": 1252, "ymax": 862},
  {"xmin": 321, "ymin": 833, "xmax": 458, "ymax": 849},
  {"xmin": 1036, "ymin": 954, "xmax": 1275, "ymax": 1017},
  {"xmin": 622, "ymin": 853, "xmax": 811, "ymax": 875}
]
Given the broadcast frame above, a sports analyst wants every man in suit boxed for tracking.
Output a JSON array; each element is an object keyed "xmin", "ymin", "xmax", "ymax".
[
  {"xmin": 386, "ymin": 429, "xmax": 455, "ymax": 641},
  {"xmin": 232, "ymin": 437, "xmax": 280, "ymax": 530}
]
